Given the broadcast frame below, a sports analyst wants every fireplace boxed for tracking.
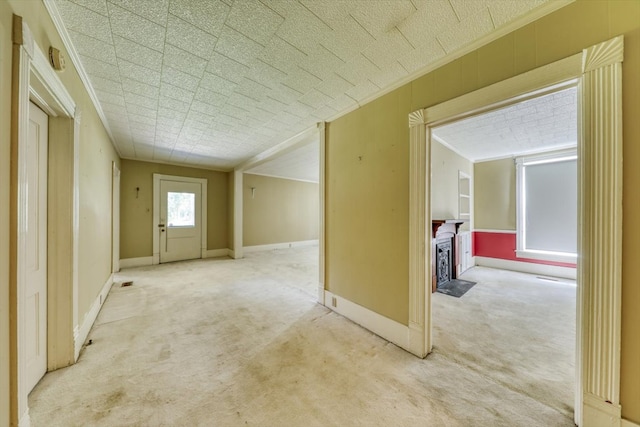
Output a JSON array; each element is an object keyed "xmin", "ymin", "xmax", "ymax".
[
  {"xmin": 436, "ymin": 238, "xmax": 453, "ymax": 286},
  {"xmin": 431, "ymin": 219, "xmax": 467, "ymax": 292}
]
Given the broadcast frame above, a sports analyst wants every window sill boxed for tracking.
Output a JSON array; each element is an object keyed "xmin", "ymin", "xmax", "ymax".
[{"xmin": 516, "ymin": 249, "xmax": 577, "ymax": 264}]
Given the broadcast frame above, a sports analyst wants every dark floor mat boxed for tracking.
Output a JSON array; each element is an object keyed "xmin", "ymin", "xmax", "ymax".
[{"xmin": 436, "ymin": 279, "xmax": 477, "ymax": 298}]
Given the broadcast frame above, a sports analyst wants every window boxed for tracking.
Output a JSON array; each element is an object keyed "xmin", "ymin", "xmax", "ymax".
[
  {"xmin": 516, "ymin": 150, "xmax": 577, "ymax": 263},
  {"xmin": 167, "ymin": 192, "xmax": 195, "ymax": 227}
]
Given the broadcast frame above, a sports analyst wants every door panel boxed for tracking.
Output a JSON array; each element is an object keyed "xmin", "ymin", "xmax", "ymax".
[
  {"xmin": 26, "ymin": 102, "xmax": 48, "ymax": 393},
  {"xmin": 159, "ymin": 180, "xmax": 202, "ymax": 263}
]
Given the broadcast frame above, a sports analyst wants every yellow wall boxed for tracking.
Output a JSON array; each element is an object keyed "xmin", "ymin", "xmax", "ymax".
[
  {"xmin": 119, "ymin": 159, "xmax": 229, "ymax": 259},
  {"xmin": 0, "ymin": 6, "xmax": 12, "ymax": 425},
  {"xmin": 474, "ymin": 159, "xmax": 516, "ymax": 230},
  {"xmin": 243, "ymin": 174, "xmax": 318, "ymax": 247},
  {"xmin": 431, "ymin": 140, "xmax": 473, "ymax": 220},
  {"xmin": 326, "ymin": 0, "xmax": 640, "ymax": 420},
  {"xmin": 1, "ymin": 1, "xmax": 122, "ymax": 423}
]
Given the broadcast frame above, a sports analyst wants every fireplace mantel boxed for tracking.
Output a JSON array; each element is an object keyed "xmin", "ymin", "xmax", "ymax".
[{"xmin": 431, "ymin": 219, "xmax": 467, "ymax": 238}]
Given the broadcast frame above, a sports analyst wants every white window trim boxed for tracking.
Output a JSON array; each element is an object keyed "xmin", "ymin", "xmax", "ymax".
[{"xmin": 515, "ymin": 149, "xmax": 577, "ymax": 263}]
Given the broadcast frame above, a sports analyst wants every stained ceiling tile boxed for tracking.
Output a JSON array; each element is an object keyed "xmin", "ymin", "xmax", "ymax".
[
  {"xmin": 166, "ymin": 14, "xmax": 217, "ymax": 59},
  {"xmin": 108, "ymin": 3, "xmax": 166, "ymax": 51},
  {"xmin": 397, "ymin": 0, "xmax": 457, "ymax": 47},
  {"xmin": 108, "ymin": 0, "xmax": 169, "ymax": 26},
  {"xmin": 350, "ymin": 0, "xmax": 416, "ymax": 36},
  {"xmin": 362, "ymin": 28, "xmax": 414, "ymax": 69},
  {"xmin": 169, "ymin": 0, "xmax": 230, "ymax": 36},
  {"xmin": 225, "ymin": 0, "xmax": 284, "ymax": 46}
]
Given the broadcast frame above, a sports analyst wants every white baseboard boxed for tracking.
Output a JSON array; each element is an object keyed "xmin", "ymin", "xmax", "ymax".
[
  {"xmin": 74, "ymin": 274, "xmax": 113, "ymax": 360},
  {"xmin": 474, "ymin": 256, "xmax": 576, "ymax": 280},
  {"xmin": 204, "ymin": 248, "xmax": 230, "ymax": 258},
  {"xmin": 244, "ymin": 239, "xmax": 318, "ymax": 253},
  {"xmin": 323, "ymin": 290, "xmax": 410, "ymax": 353},
  {"xmin": 582, "ymin": 392, "xmax": 622, "ymax": 427},
  {"xmin": 119, "ymin": 256, "xmax": 153, "ymax": 269},
  {"xmin": 622, "ymin": 419, "xmax": 640, "ymax": 427}
]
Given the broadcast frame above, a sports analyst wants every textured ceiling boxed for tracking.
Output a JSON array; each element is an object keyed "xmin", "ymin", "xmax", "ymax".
[
  {"xmin": 246, "ymin": 139, "xmax": 319, "ymax": 182},
  {"xmin": 53, "ymin": 0, "xmax": 549, "ymax": 172},
  {"xmin": 432, "ymin": 87, "xmax": 577, "ymax": 162}
]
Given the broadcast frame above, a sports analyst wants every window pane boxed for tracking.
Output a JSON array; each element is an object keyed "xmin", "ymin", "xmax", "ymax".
[
  {"xmin": 167, "ymin": 192, "xmax": 195, "ymax": 227},
  {"xmin": 524, "ymin": 159, "xmax": 577, "ymax": 253}
]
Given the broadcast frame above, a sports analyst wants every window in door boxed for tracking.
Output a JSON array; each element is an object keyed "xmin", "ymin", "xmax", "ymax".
[{"xmin": 167, "ymin": 192, "xmax": 195, "ymax": 227}]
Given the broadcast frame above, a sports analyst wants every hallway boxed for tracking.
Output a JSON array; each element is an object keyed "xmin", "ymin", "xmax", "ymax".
[{"xmin": 29, "ymin": 247, "xmax": 574, "ymax": 426}]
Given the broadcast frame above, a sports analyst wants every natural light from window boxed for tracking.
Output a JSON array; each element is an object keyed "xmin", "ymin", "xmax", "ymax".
[
  {"xmin": 516, "ymin": 151, "xmax": 577, "ymax": 263},
  {"xmin": 167, "ymin": 192, "xmax": 195, "ymax": 227}
]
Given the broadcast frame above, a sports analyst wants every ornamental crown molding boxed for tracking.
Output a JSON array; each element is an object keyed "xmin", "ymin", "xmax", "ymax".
[
  {"xmin": 409, "ymin": 110, "xmax": 426, "ymax": 128},
  {"xmin": 582, "ymin": 36, "xmax": 624, "ymax": 73}
]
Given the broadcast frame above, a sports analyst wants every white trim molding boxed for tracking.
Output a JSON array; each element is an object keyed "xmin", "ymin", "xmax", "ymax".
[
  {"xmin": 579, "ymin": 35, "xmax": 624, "ymax": 427},
  {"xmin": 473, "ymin": 229, "xmax": 516, "ymax": 234},
  {"xmin": 204, "ymin": 249, "xmax": 230, "ymax": 258},
  {"xmin": 232, "ymin": 170, "xmax": 243, "ymax": 259},
  {"xmin": 408, "ymin": 109, "xmax": 430, "ymax": 358},
  {"xmin": 323, "ymin": 291, "xmax": 410, "ymax": 353},
  {"xmin": 408, "ymin": 36, "xmax": 624, "ymax": 426},
  {"xmin": 119, "ymin": 257, "xmax": 154, "ymax": 269},
  {"xmin": 474, "ymin": 256, "xmax": 576, "ymax": 280},
  {"xmin": 243, "ymin": 240, "xmax": 318, "ymax": 253},
  {"xmin": 318, "ymin": 121, "xmax": 326, "ymax": 305},
  {"xmin": 74, "ymin": 274, "xmax": 114, "ymax": 361}
]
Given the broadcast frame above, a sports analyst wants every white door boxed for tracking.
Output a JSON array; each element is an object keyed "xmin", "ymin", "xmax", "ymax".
[
  {"xmin": 26, "ymin": 102, "xmax": 48, "ymax": 393},
  {"xmin": 159, "ymin": 180, "xmax": 202, "ymax": 263}
]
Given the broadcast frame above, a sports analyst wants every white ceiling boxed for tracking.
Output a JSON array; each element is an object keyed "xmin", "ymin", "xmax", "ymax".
[
  {"xmin": 53, "ymin": 0, "xmax": 550, "ymax": 173},
  {"xmin": 432, "ymin": 87, "xmax": 577, "ymax": 162},
  {"xmin": 246, "ymin": 138, "xmax": 319, "ymax": 182}
]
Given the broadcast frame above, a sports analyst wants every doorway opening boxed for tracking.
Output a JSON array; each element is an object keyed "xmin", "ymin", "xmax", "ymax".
[
  {"xmin": 429, "ymin": 85, "xmax": 578, "ymax": 420},
  {"xmin": 407, "ymin": 36, "xmax": 623, "ymax": 426}
]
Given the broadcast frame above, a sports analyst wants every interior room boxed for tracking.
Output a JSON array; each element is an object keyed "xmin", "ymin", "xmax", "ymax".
[
  {"xmin": 1, "ymin": 1, "xmax": 639, "ymax": 426},
  {"xmin": 429, "ymin": 86, "xmax": 579, "ymax": 420}
]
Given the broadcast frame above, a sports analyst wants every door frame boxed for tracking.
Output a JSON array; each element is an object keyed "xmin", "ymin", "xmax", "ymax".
[
  {"xmin": 407, "ymin": 36, "xmax": 623, "ymax": 425},
  {"xmin": 112, "ymin": 162, "xmax": 121, "ymax": 273},
  {"xmin": 11, "ymin": 14, "xmax": 80, "ymax": 426},
  {"xmin": 152, "ymin": 174, "xmax": 208, "ymax": 264}
]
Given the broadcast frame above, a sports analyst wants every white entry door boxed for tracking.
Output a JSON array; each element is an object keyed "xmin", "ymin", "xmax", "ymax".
[
  {"xmin": 159, "ymin": 179, "xmax": 202, "ymax": 263},
  {"xmin": 26, "ymin": 102, "xmax": 48, "ymax": 393}
]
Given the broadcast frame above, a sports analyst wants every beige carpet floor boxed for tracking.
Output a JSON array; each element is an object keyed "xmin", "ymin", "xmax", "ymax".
[{"xmin": 29, "ymin": 247, "xmax": 576, "ymax": 426}]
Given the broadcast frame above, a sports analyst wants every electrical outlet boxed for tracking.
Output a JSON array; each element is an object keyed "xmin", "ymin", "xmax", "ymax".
[{"xmin": 332, "ymin": 296, "xmax": 337, "ymax": 307}]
